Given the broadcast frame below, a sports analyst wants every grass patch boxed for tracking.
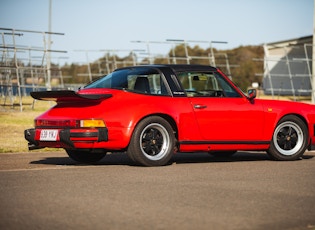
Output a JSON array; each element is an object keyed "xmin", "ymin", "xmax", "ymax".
[{"xmin": 0, "ymin": 97, "xmax": 59, "ymax": 153}]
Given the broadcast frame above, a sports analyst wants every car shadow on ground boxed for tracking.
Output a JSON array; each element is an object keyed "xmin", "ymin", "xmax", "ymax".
[{"xmin": 30, "ymin": 151, "xmax": 315, "ymax": 167}]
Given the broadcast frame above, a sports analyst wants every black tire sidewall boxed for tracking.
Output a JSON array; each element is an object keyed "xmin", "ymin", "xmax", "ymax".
[
  {"xmin": 268, "ymin": 115, "xmax": 308, "ymax": 161},
  {"xmin": 127, "ymin": 116, "xmax": 175, "ymax": 166}
]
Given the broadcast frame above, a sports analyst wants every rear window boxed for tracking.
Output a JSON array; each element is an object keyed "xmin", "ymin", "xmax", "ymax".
[{"xmin": 84, "ymin": 67, "xmax": 169, "ymax": 95}]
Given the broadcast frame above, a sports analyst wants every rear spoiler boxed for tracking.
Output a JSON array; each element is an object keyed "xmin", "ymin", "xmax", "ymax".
[{"xmin": 30, "ymin": 90, "xmax": 112, "ymax": 102}]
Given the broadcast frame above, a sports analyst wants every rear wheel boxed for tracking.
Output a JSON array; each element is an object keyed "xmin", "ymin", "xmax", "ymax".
[
  {"xmin": 66, "ymin": 149, "xmax": 106, "ymax": 163},
  {"xmin": 127, "ymin": 116, "xmax": 175, "ymax": 166},
  {"xmin": 267, "ymin": 115, "xmax": 308, "ymax": 161}
]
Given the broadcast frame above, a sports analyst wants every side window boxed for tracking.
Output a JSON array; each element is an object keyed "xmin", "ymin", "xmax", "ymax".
[
  {"xmin": 128, "ymin": 74, "xmax": 168, "ymax": 95},
  {"xmin": 178, "ymin": 72, "xmax": 240, "ymax": 98},
  {"xmin": 84, "ymin": 67, "xmax": 169, "ymax": 96}
]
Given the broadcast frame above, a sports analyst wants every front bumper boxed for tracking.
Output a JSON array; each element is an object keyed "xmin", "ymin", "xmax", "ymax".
[{"xmin": 24, "ymin": 128, "xmax": 108, "ymax": 150}]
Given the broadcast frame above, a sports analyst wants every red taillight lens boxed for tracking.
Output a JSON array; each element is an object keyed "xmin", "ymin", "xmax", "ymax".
[{"xmin": 35, "ymin": 119, "xmax": 78, "ymax": 127}]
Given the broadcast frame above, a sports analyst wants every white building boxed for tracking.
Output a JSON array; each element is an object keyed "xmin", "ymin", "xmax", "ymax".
[{"xmin": 263, "ymin": 35, "xmax": 313, "ymax": 97}]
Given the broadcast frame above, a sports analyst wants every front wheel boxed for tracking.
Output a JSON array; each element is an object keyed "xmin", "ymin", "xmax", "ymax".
[
  {"xmin": 127, "ymin": 116, "xmax": 175, "ymax": 166},
  {"xmin": 66, "ymin": 149, "xmax": 106, "ymax": 164},
  {"xmin": 267, "ymin": 115, "xmax": 308, "ymax": 161}
]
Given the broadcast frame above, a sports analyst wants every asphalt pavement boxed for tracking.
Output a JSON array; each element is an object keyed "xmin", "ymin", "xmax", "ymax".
[{"xmin": 0, "ymin": 151, "xmax": 315, "ymax": 230}]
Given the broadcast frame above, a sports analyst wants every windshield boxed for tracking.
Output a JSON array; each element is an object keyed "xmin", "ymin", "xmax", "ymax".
[{"xmin": 84, "ymin": 67, "xmax": 169, "ymax": 95}]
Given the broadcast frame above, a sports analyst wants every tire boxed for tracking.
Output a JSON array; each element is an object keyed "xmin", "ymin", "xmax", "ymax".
[
  {"xmin": 66, "ymin": 149, "xmax": 106, "ymax": 164},
  {"xmin": 126, "ymin": 148, "xmax": 137, "ymax": 163},
  {"xmin": 267, "ymin": 115, "xmax": 308, "ymax": 161},
  {"xmin": 127, "ymin": 116, "xmax": 175, "ymax": 166},
  {"xmin": 209, "ymin": 151, "xmax": 237, "ymax": 157}
]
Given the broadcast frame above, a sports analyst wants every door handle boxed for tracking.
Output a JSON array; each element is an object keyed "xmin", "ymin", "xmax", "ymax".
[{"xmin": 194, "ymin": 104, "xmax": 207, "ymax": 109}]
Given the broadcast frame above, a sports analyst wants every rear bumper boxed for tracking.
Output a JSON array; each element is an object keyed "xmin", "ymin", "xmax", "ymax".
[{"xmin": 24, "ymin": 128, "xmax": 108, "ymax": 150}]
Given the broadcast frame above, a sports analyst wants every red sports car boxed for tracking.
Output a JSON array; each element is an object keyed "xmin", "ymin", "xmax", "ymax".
[{"xmin": 25, "ymin": 64, "xmax": 315, "ymax": 166}]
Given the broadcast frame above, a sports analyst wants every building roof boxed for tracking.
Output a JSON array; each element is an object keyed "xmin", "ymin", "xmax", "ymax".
[{"xmin": 266, "ymin": 35, "xmax": 312, "ymax": 49}]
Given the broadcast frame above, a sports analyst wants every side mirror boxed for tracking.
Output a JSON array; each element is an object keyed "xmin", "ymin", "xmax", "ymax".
[{"xmin": 247, "ymin": 89, "xmax": 256, "ymax": 100}]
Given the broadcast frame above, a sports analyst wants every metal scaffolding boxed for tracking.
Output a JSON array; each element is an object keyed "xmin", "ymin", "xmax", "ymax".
[
  {"xmin": 68, "ymin": 39, "xmax": 238, "ymax": 91},
  {"xmin": 0, "ymin": 28, "xmax": 66, "ymax": 111},
  {"xmin": 73, "ymin": 40, "xmax": 235, "ymax": 85},
  {"xmin": 130, "ymin": 39, "xmax": 235, "ymax": 77},
  {"xmin": 74, "ymin": 49, "xmax": 145, "ymax": 83},
  {"xmin": 0, "ymin": 29, "xmax": 235, "ymax": 111}
]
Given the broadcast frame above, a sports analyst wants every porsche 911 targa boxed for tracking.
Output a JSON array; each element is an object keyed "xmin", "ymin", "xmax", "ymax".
[{"xmin": 25, "ymin": 64, "xmax": 315, "ymax": 166}]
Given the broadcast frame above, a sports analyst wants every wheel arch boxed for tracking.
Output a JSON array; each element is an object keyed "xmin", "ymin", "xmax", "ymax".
[
  {"xmin": 276, "ymin": 113, "xmax": 308, "ymax": 131},
  {"xmin": 126, "ymin": 113, "xmax": 178, "ymax": 166},
  {"xmin": 268, "ymin": 113, "xmax": 310, "ymax": 160},
  {"xmin": 137, "ymin": 113, "xmax": 178, "ymax": 137},
  {"xmin": 265, "ymin": 112, "xmax": 308, "ymax": 142},
  {"xmin": 273, "ymin": 113, "xmax": 311, "ymax": 147},
  {"xmin": 128, "ymin": 113, "xmax": 178, "ymax": 147}
]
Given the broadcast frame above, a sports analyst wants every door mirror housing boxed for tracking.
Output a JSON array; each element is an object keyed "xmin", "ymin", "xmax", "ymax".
[{"xmin": 247, "ymin": 89, "xmax": 256, "ymax": 100}]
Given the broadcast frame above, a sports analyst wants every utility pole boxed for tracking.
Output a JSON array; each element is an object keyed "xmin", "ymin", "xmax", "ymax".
[{"xmin": 47, "ymin": 0, "xmax": 52, "ymax": 90}]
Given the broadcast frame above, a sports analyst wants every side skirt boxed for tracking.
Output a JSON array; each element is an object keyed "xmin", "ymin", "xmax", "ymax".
[
  {"xmin": 178, "ymin": 140, "xmax": 270, "ymax": 152},
  {"xmin": 180, "ymin": 140, "xmax": 270, "ymax": 145}
]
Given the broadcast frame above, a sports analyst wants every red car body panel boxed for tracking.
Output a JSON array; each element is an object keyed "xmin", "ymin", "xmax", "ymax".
[
  {"xmin": 33, "ymin": 90, "xmax": 202, "ymax": 150},
  {"xmin": 25, "ymin": 65, "xmax": 315, "ymax": 156},
  {"xmin": 30, "ymin": 89, "xmax": 315, "ymax": 151}
]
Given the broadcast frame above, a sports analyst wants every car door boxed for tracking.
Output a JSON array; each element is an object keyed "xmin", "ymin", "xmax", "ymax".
[
  {"xmin": 178, "ymin": 71, "xmax": 265, "ymax": 142},
  {"xmin": 189, "ymin": 97, "xmax": 264, "ymax": 141}
]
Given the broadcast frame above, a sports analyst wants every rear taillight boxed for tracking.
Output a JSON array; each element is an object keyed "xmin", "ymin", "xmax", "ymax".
[
  {"xmin": 35, "ymin": 119, "xmax": 106, "ymax": 128},
  {"xmin": 35, "ymin": 119, "xmax": 78, "ymax": 128}
]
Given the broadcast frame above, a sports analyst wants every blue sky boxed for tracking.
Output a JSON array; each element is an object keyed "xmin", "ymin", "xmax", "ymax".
[{"xmin": 1, "ymin": 0, "xmax": 313, "ymax": 64}]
